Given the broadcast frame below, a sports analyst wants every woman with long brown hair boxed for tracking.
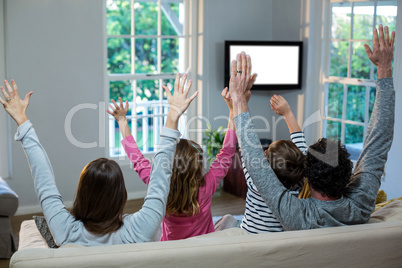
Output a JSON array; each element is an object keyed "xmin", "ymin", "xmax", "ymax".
[
  {"xmin": 108, "ymin": 73, "xmax": 257, "ymax": 241},
  {"xmin": 0, "ymin": 74, "xmax": 197, "ymax": 246}
]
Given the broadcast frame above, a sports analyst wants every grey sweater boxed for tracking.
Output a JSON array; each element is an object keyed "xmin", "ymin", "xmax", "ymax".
[
  {"xmin": 234, "ymin": 78, "xmax": 395, "ymax": 230},
  {"xmin": 16, "ymin": 121, "xmax": 180, "ymax": 246}
]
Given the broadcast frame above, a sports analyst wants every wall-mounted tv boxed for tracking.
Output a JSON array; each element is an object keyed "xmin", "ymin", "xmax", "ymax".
[{"xmin": 225, "ymin": 41, "xmax": 303, "ymax": 90}]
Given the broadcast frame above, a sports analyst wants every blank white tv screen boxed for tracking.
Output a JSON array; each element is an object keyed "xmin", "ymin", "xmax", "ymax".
[{"xmin": 228, "ymin": 43, "xmax": 302, "ymax": 89}]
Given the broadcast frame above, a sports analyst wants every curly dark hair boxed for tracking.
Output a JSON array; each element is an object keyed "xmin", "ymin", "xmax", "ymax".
[
  {"xmin": 265, "ymin": 140, "xmax": 306, "ymax": 189},
  {"xmin": 306, "ymin": 138, "xmax": 353, "ymax": 198}
]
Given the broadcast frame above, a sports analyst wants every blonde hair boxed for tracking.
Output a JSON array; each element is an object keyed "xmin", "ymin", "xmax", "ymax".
[{"xmin": 166, "ymin": 139, "xmax": 205, "ymax": 216}]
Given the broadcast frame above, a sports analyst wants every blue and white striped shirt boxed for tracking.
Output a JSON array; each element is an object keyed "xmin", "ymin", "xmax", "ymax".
[{"xmin": 240, "ymin": 132, "xmax": 307, "ymax": 234}]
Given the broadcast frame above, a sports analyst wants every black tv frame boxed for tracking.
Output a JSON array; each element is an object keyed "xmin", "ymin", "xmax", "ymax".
[{"xmin": 224, "ymin": 41, "xmax": 303, "ymax": 90}]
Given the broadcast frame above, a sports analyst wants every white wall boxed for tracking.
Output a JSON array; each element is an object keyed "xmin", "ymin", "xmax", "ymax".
[
  {"xmin": 201, "ymin": 0, "xmax": 306, "ymax": 142},
  {"xmin": 4, "ymin": 0, "xmax": 147, "ymax": 214},
  {"xmin": 0, "ymin": 0, "xmax": 11, "ymax": 180}
]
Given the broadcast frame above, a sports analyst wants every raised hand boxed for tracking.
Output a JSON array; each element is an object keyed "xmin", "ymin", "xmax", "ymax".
[
  {"xmin": 270, "ymin": 94, "xmax": 301, "ymax": 133},
  {"xmin": 221, "ymin": 88, "xmax": 236, "ymax": 130},
  {"xmin": 107, "ymin": 97, "xmax": 129, "ymax": 123},
  {"xmin": 106, "ymin": 97, "xmax": 131, "ymax": 138},
  {"xmin": 163, "ymin": 73, "xmax": 198, "ymax": 130},
  {"xmin": 364, "ymin": 24, "xmax": 395, "ymax": 79},
  {"xmin": 228, "ymin": 52, "xmax": 251, "ymax": 104},
  {"xmin": 270, "ymin": 94, "xmax": 291, "ymax": 117},
  {"xmin": 221, "ymin": 88, "xmax": 233, "ymax": 111},
  {"xmin": 0, "ymin": 80, "xmax": 33, "ymax": 126}
]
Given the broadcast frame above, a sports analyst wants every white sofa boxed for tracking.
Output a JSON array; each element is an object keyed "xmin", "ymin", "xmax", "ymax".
[{"xmin": 10, "ymin": 201, "xmax": 402, "ymax": 268}]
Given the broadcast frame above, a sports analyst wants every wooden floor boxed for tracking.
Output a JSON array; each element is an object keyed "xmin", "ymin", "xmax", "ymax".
[{"xmin": 0, "ymin": 190, "xmax": 245, "ymax": 268}]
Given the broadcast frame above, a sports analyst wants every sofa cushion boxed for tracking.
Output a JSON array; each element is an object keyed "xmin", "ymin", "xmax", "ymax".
[
  {"xmin": 369, "ymin": 200, "xmax": 402, "ymax": 223},
  {"xmin": 33, "ymin": 216, "xmax": 59, "ymax": 248},
  {"xmin": 18, "ymin": 220, "xmax": 48, "ymax": 250}
]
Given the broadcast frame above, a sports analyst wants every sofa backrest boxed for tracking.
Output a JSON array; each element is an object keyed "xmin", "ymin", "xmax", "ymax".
[{"xmin": 10, "ymin": 220, "xmax": 402, "ymax": 268}]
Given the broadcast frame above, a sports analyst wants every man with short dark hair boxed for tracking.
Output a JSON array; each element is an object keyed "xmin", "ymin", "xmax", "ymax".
[{"xmin": 229, "ymin": 25, "xmax": 396, "ymax": 230}]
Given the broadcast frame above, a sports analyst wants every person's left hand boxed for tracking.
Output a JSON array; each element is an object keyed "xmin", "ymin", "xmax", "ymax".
[
  {"xmin": 163, "ymin": 73, "xmax": 198, "ymax": 121},
  {"xmin": 0, "ymin": 80, "xmax": 33, "ymax": 126}
]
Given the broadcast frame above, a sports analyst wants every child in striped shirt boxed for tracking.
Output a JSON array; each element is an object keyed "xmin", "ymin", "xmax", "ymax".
[{"xmin": 240, "ymin": 94, "xmax": 308, "ymax": 233}]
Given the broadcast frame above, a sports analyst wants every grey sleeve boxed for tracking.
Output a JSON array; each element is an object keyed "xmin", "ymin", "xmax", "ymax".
[
  {"xmin": 121, "ymin": 127, "xmax": 180, "ymax": 243},
  {"xmin": 234, "ymin": 112, "xmax": 310, "ymax": 230},
  {"xmin": 15, "ymin": 121, "xmax": 76, "ymax": 246},
  {"xmin": 348, "ymin": 77, "xmax": 395, "ymax": 217}
]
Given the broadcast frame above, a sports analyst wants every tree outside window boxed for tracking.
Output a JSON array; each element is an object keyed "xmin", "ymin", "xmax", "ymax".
[{"xmin": 106, "ymin": 0, "xmax": 186, "ymax": 156}]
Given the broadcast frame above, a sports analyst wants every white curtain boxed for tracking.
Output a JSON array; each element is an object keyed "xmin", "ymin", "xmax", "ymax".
[{"xmin": 0, "ymin": 0, "xmax": 11, "ymax": 179}]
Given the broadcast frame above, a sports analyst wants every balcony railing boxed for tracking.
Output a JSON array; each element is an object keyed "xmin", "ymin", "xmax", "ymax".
[{"xmin": 109, "ymin": 100, "xmax": 187, "ymax": 157}]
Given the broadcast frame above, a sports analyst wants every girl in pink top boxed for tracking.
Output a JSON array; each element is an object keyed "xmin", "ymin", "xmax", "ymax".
[{"xmin": 108, "ymin": 74, "xmax": 243, "ymax": 241}]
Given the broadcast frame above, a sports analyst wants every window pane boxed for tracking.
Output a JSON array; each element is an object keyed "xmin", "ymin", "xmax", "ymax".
[
  {"xmin": 106, "ymin": 0, "xmax": 131, "ymax": 35},
  {"xmin": 330, "ymin": 41, "xmax": 349, "ymax": 77},
  {"xmin": 136, "ymin": 118, "xmax": 154, "ymax": 152},
  {"xmin": 345, "ymin": 124, "xmax": 364, "ymax": 161},
  {"xmin": 369, "ymin": 86, "xmax": 376, "ymax": 118},
  {"xmin": 352, "ymin": 2, "xmax": 374, "ymax": 40},
  {"xmin": 110, "ymin": 80, "xmax": 133, "ymax": 102},
  {"xmin": 161, "ymin": 1, "xmax": 184, "ymax": 36},
  {"xmin": 331, "ymin": 3, "xmax": 351, "ymax": 39},
  {"xmin": 108, "ymin": 38, "xmax": 132, "ymax": 74},
  {"xmin": 162, "ymin": 79, "xmax": 175, "ymax": 100},
  {"xmin": 376, "ymin": 1, "xmax": 398, "ymax": 33},
  {"xmin": 136, "ymin": 79, "xmax": 160, "ymax": 103},
  {"xmin": 135, "ymin": 38, "xmax": 157, "ymax": 74},
  {"xmin": 327, "ymin": 83, "xmax": 343, "ymax": 119},
  {"xmin": 351, "ymin": 41, "xmax": 372, "ymax": 79},
  {"xmin": 346, "ymin": 85, "xmax": 366, "ymax": 122},
  {"xmin": 134, "ymin": 1, "xmax": 158, "ymax": 35},
  {"xmin": 161, "ymin": 38, "xmax": 181, "ymax": 73},
  {"xmin": 326, "ymin": 120, "xmax": 341, "ymax": 140}
]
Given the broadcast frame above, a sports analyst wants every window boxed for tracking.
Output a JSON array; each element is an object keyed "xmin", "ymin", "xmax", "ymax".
[
  {"xmin": 322, "ymin": 0, "xmax": 397, "ymax": 160},
  {"xmin": 106, "ymin": 0, "xmax": 188, "ymax": 156}
]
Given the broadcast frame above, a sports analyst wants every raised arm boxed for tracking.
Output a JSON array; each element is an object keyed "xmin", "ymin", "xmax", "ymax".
[
  {"xmin": 107, "ymin": 97, "xmax": 131, "ymax": 139},
  {"xmin": 229, "ymin": 53, "xmax": 309, "ymax": 230},
  {"xmin": 122, "ymin": 73, "xmax": 199, "ymax": 243},
  {"xmin": 1, "ymin": 80, "xmax": 76, "ymax": 245},
  {"xmin": 270, "ymin": 94, "xmax": 307, "ymax": 154},
  {"xmin": 270, "ymin": 94, "xmax": 301, "ymax": 134},
  {"xmin": 350, "ymin": 25, "xmax": 395, "ymax": 213},
  {"xmin": 202, "ymin": 89, "xmax": 241, "ymax": 193},
  {"xmin": 107, "ymin": 97, "xmax": 152, "ymax": 185}
]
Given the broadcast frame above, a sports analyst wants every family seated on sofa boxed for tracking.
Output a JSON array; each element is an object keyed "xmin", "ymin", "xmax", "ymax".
[{"xmin": 0, "ymin": 25, "xmax": 396, "ymax": 247}]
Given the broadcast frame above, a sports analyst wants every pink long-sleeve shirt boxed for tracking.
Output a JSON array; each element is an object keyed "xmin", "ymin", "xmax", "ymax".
[{"xmin": 121, "ymin": 129, "xmax": 237, "ymax": 241}]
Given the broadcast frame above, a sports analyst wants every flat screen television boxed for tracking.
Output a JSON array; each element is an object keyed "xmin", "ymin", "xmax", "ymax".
[{"xmin": 225, "ymin": 41, "xmax": 303, "ymax": 90}]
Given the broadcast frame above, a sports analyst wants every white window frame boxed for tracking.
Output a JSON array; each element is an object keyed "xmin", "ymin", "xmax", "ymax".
[
  {"xmin": 104, "ymin": 0, "xmax": 191, "ymax": 157},
  {"xmin": 321, "ymin": 0, "xmax": 398, "ymax": 157}
]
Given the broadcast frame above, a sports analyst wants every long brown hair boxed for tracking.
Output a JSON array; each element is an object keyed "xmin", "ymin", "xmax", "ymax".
[
  {"xmin": 166, "ymin": 139, "xmax": 205, "ymax": 216},
  {"xmin": 70, "ymin": 158, "xmax": 127, "ymax": 235},
  {"xmin": 265, "ymin": 140, "xmax": 306, "ymax": 188}
]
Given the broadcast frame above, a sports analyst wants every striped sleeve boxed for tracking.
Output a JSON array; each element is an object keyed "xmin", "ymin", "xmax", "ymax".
[{"xmin": 290, "ymin": 131, "xmax": 307, "ymax": 154}]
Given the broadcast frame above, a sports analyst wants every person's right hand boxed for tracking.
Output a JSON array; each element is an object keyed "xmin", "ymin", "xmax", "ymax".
[
  {"xmin": 163, "ymin": 73, "xmax": 198, "ymax": 129},
  {"xmin": 364, "ymin": 24, "xmax": 395, "ymax": 79},
  {"xmin": 0, "ymin": 80, "xmax": 33, "ymax": 126},
  {"xmin": 107, "ymin": 97, "xmax": 129, "ymax": 123},
  {"xmin": 270, "ymin": 94, "xmax": 291, "ymax": 117}
]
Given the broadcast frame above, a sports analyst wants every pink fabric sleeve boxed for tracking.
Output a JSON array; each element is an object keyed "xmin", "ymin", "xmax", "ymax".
[
  {"xmin": 121, "ymin": 135, "xmax": 151, "ymax": 185},
  {"xmin": 203, "ymin": 129, "xmax": 238, "ymax": 194}
]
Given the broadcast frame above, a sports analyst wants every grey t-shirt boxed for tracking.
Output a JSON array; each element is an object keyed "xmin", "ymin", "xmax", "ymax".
[
  {"xmin": 234, "ymin": 77, "xmax": 395, "ymax": 230},
  {"xmin": 16, "ymin": 122, "xmax": 179, "ymax": 246}
]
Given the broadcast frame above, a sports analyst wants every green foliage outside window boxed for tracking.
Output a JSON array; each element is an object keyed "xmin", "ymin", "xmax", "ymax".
[
  {"xmin": 107, "ymin": 0, "xmax": 182, "ymax": 102},
  {"xmin": 327, "ymin": 2, "xmax": 396, "ymax": 145}
]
